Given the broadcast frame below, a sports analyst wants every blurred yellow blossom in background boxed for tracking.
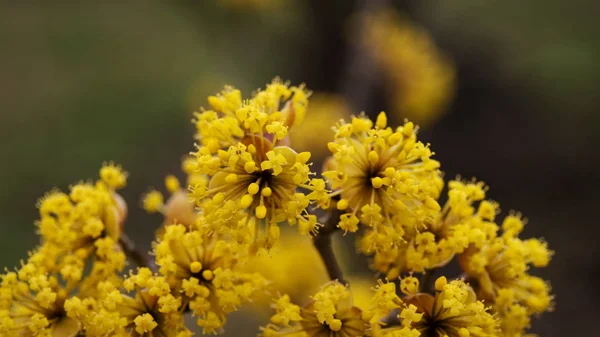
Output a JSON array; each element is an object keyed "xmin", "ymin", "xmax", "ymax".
[
  {"xmin": 360, "ymin": 9, "xmax": 456, "ymax": 126},
  {"xmin": 245, "ymin": 230, "xmax": 361, "ymax": 305},
  {"xmin": 289, "ymin": 94, "xmax": 351, "ymax": 161}
]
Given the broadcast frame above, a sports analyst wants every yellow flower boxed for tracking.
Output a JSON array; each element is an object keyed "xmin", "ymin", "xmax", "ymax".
[
  {"xmin": 459, "ymin": 214, "xmax": 553, "ymax": 317},
  {"xmin": 399, "ymin": 276, "xmax": 420, "ymax": 296},
  {"xmin": 493, "ymin": 289, "xmax": 532, "ymax": 337},
  {"xmin": 34, "ymin": 166, "xmax": 128, "ymax": 294},
  {"xmin": 193, "ymin": 79, "xmax": 308, "ymax": 154},
  {"xmin": 323, "ymin": 113, "xmax": 442, "ymax": 240},
  {"xmin": 0, "ymin": 247, "xmax": 82, "ymax": 337},
  {"xmin": 262, "ymin": 280, "xmax": 425, "ymax": 337},
  {"xmin": 65, "ymin": 268, "xmax": 190, "ymax": 337},
  {"xmin": 99, "ymin": 162, "xmax": 128, "ymax": 189},
  {"xmin": 363, "ymin": 180, "xmax": 499, "ymax": 277},
  {"xmin": 190, "ymin": 80, "xmax": 326, "ymax": 250},
  {"xmin": 359, "ymin": 9, "xmax": 455, "ymax": 126},
  {"xmin": 401, "ymin": 278, "xmax": 498, "ymax": 337},
  {"xmin": 262, "ymin": 282, "xmax": 366, "ymax": 337},
  {"xmin": 154, "ymin": 224, "xmax": 267, "ymax": 334},
  {"xmin": 364, "ymin": 280, "xmax": 404, "ymax": 325},
  {"xmin": 142, "ymin": 190, "xmax": 164, "ymax": 213}
]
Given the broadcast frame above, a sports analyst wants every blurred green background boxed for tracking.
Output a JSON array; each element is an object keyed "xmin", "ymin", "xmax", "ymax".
[{"xmin": 1, "ymin": 1, "xmax": 598, "ymax": 336}]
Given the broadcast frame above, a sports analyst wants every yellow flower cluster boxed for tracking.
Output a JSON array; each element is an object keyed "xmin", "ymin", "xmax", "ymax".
[
  {"xmin": 362, "ymin": 180, "xmax": 499, "ymax": 277},
  {"xmin": 36, "ymin": 163, "xmax": 128, "ymax": 289},
  {"xmin": 262, "ymin": 278, "xmax": 497, "ymax": 337},
  {"xmin": 0, "ymin": 253, "xmax": 82, "ymax": 337},
  {"xmin": 0, "ymin": 164, "xmax": 128, "ymax": 337},
  {"xmin": 1, "ymin": 162, "xmax": 268, "ymax": 337},
  {"xmin": 354, "ymin": 178, "xmax": 552, "ymax": 336},
  {"xmin": 1, "ymin": 78, "xmax": 554, "ymax": 337},
  {"xmin": 188, "ymin": 79, "xmax": 328, "ymax": 251},
  {"xmin": 360, "ymin": 9, "xmax": 456, "ymax": 126},
  {"xmin": 323, "ymin": 112, "xmax": 442, "ymax": 241},
  {"xmin": 402, "ymin": 277, "xmax": 498, "ymax": 337},
  {"xmin": 64, "ymin": 268, "xmax": 191, "ymax": 337},
  {"xmin": 459, "ymin": 215, "xmax": 553, "ymax": 336},
  {"xmin": 318, "ymin": 111, "xmax": 551, "ymax": 336},
  {"xmin": 262, "ymin": 281, "xmax": 365, "ymax": 337},
  {"xmin": 324, "ymin": 112, "xmax": 443, "ymax": 231},
  {"xmin": 154, "ymin": 224, "xmax": 268, "ymax": 333}
]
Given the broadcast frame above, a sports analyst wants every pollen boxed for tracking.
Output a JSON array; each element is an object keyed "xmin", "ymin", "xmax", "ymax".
[
  {"xmin": 371, "ymin": 177, "xmax": 384, "ymax": 188},
  {"xmin": 190, "ymin": 261, "xmax": 203, "ymax": 274},
  {"xmin": 248, "ymin": 183, "xmax": 260, "ymax": 195},
  {"xmin": 202, "ymin": 270, "xmax": 214, "ymax": 281},
  {"xmin": 336, "ymin": 199, "xmax": 349, "ymax": 210},
  {"xmin": 256, "ymin": 205, "xmax": 267, "ymax": 219}
]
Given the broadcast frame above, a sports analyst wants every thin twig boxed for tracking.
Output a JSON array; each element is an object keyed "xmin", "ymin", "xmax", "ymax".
[
  {"xmin": 313, "ymin": 208, "xmax": 346, "ymax": 285},
  {"xmin": 420, "ymin": 268, "xmax": 437, "ymax": 294},
  {"xmin": 119, "ymin": 233, "xmax": 153, "ymax": 271}
]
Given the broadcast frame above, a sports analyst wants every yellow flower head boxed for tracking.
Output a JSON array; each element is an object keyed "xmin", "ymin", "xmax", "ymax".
[
  {"xmin": 402, "ymin": 279, "xmax": 498, "ymax": 337},
  {"xmin": 0, "ymin": 269, "xmax": 80, "ymax": 337},
  {"xmin": 459, "ymin": 214, "xmax": 554, "ymax": 316},
  {"xmin": 66, "ymin": 268, "xmax": 190, "ymax": 337},
  {"xmin": 0, "ymin": 243, "xmax": 119, "ymax": 337},
  {"xmin": 194, "ymin": 78, "xmax": 309, "ymax": 153},
  {"xmin": 154, "ymin": 224, "xmax": 267, "ymax": 334},
  {"xmin": 364, "ymin": 179, "xmax": 500, "ymax": 277},
  {"xmin": 262, "ymin": 281, "xmax": 365, "ymax": 337},
  {"xmin": 99, "ymin": 162, "xmax": 128, "ymax": 189},
  {"xmin": 35, "ymin": 166, "xmax": 128, "ymax": 292},
  {"xmin": 142, "ymin": 190, "xmax": 164, "ymax": 213},
  {"xmin": 323, "ymin": 113, "xmax": 442, "ymax": 244},
  {"xmin": 190, "ymin": 79, "xmax": 325, "ymax": 251}
]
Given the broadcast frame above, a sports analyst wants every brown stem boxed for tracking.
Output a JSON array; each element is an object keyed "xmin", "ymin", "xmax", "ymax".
[
  {"xmin": 119, "ymin": 233, "xmax": 154, "ymax": 271},
  {"xmin": 420, "ymin": 268, "xmax": 437, "ymax": 294},
  {"xmin": 313, "ymin": 208, "xmax": 346, "ymax": 285}
]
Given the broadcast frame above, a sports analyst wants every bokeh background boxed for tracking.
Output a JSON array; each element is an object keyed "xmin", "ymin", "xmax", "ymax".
[{"xmin": 1, "ymin": 1, "xmax": 598, "ymax": 336}]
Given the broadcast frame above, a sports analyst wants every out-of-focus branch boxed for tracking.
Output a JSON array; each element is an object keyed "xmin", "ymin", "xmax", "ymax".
[
  {"xmin": 119, "ymin": 233, "xmax": 154, "ymax": 271},
  {"xmin": 420, "ymin": 268, "xmax": 437, "ymax": 294},
  {"xmin": 313, "ymin": 208, "xmax": 346, "ymax": 285}
]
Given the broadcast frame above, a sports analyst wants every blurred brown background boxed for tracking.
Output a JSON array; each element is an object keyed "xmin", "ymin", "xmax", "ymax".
[{"xmin": 0, "ymin": 1, "xmax": 598, "ymax": 336}]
